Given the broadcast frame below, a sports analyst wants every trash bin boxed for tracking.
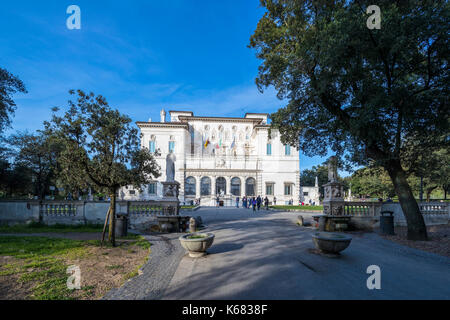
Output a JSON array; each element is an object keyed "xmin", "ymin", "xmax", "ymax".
[
  {"xmin": 115, "ymin": 213, "xmax": 128, "ymax": 237},
  {"xmin": 380, "ymin": 211, "xmax": 395, "ymax": 235}
]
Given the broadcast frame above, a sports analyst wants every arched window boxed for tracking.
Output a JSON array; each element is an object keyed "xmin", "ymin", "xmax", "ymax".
[
  {"xmin": 231, "ymin": 177, "xmax": 241, "ymax": 196},
  {"xmin": 185, "ymin": 177, "xmax": 196, "ymax": 196},
  {"xmin": 216, "ymin": 177, "xmax": 226, "ymax": 195},
  {"xmin": 246, "ymin": 177, "xmax": 256, "ymax": 196},
  {"xmin": 200, "ymin": 177, "xmax": 211, "ymax": 196}
]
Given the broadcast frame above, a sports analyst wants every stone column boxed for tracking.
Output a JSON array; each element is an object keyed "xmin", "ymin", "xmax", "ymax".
[
  {"xmin": 239, "ymin": 176, "xmax": 244, "ymax": 196},
  {"xmin": 196, "ymin": 176, "xmax": 201, "ymax": 198},
  {"xmin": 211, "ymin": 176, "xmax": 216, "ymax": 197},
  {"xmin": 226, "ymin": 176, "xmax": 232, "ymax": 196}
]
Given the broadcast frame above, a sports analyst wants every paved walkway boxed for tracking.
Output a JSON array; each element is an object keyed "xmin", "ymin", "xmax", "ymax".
[{"xmin": 110, "ymin": 207, "xmax": 450, "ymax": 300}]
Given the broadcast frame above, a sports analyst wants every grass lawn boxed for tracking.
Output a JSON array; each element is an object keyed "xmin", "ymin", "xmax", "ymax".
[
  {"xmin": 0, "ymin": 222, "xmax": 103, "ymax": 234},
  {"xmin": 270, "ymin": 205, "xmax": 323, "ymax": 211},
  {"xmin": 0, "ymin": 234, "xmax": 150, "ymax": 300},
  {"xmin": 181, "ymin": 205, "xmax": 198, "ymax": 209}
]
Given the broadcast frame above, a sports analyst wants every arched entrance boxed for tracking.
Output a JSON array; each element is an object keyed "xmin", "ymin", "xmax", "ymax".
[
  {"xmin": 185, "ymin": 176, "xmax": 196, "ymax": 196},
  {"xmin": 245, "ymin": 177, "xmax": 255, "ymax": 196},
  {"xmin": 216, "ymin": 177, "xmax": 226, "ymax": 195},
  {"xmin": 200, "ymin": 177, "xmax": 211, "ymax": 196},
  {"xmin": 231, "ymin": 177, "xmax": 241, "ymax": 196}
]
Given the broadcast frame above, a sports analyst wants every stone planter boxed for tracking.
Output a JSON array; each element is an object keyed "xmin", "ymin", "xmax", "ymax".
[
  {"xmin": 312, "ymin": 232, "xmax": 352, "ymax": 254},
  {"xmin": 179, "ymin": 233, "xmax": 215, "ymax": 258}
]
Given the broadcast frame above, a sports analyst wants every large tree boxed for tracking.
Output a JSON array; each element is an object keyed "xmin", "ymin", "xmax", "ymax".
[
  {"xmin": 349, "ymin": 166, "xmax": 394, "ymax": 199},
  {"xmin": 9, "ymin": 131, "xmax": 61, "ymax": 201},
  {"xmin": 249, "ymin": 0, "xmax": 449, "ymax": 240},
  {"xmin": 47, "ymin": 90, "xmax": 160, "ymax": 246},
  {"xmin": 0, "ymin": 67, "xmax": 27, "ymax": 135}
]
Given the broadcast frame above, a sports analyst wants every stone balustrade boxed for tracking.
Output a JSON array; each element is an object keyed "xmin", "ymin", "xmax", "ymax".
[
  {"xmin": 340, "ymin": 201, "xmax": 450, "ymax": 228},
  {"xmin": 343, "ymin": 201, "xmax": 382, "ymax": 217},
  {"xmin": 127, "ymin": 201, "xmax": 164, "ymax": 215},
  {"xmin": 418, "ymin": 202, "xmax": 449, "ymax": 216},
  {"xmin": 0, "ymin": 199, "xmax": 180, "ymax": 229},
  {"xmin": 40, "ymin": 201, "xmax": 80, "ymax": 217}
]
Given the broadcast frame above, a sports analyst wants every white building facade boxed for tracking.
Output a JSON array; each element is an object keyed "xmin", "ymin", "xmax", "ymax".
[{"xmin": 121, "ymin": 110, "xmax": 320, "ymax": 206}]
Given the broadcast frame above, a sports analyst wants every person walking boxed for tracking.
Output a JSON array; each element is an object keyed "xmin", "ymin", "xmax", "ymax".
[
  {"xmin": 257, "ymin": 195, "xmax": 261, "ymax": 211},
  {"xmin": 236, "ymin": 196, "xmax": 240, "ymax": 208},
  {"xmin": 243, "ymin": 196, "xmax": 247, "ymax": 208},
  {"xmin": 264, "ymin": 196, "xmax": 269, "ymax": 210},
  {"xmin": 252, "ymin": 197, "xmax": 257, "ymax": 212},
  {"xmin": 216, "ymin": 195, "xmax": 220, "ymax": 208},
  {"xmin": 273, "ymin": 196, "xmax": 277, "ymax": 205}
]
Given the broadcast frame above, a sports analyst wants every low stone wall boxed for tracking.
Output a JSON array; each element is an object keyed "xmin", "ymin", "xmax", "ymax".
[
  {"xmin": 0, "ymin": 201, "xmax": 39, "ymax": 225},
  {"xmin": 344, "ymin": 201, "xmax": 449, "ymax": 230},
  {"xmin": 382, "ymin": 202, "xmax": 449, "ymax": 227},
  {"xmin": 0, "ymin": 200, "xmax": 181, "ymax": 230}
]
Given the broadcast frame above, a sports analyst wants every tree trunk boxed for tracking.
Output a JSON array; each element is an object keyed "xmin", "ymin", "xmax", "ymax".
[
  {"xmin": 108, "ymin": 192, "xmax": 116, "ymax": 247},
  {"xmin": 101, "ymin": 207, "xmax": 111, "ymax": 247},
  {"xmin": 385, "ymin": 160, "xmax": 428, "ymax": 241}
]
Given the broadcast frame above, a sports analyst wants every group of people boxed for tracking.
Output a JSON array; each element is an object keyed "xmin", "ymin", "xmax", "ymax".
[{"xmin": 235, "ymin": 196, "xmax": 270, "ymax": 211}]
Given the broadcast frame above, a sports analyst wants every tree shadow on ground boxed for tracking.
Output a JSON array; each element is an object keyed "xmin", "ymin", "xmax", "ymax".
[{"xmin": 208, "ymin": 242, "xmax": 244, "ymax": 254}]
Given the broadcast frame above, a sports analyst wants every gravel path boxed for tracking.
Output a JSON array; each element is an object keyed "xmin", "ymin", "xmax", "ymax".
[{"xmin": 102, "ymin": 232, "xmax": 186, "ymax": 300}]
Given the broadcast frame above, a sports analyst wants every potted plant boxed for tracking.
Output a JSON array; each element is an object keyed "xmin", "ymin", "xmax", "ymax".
[{"xmin": 179, "ymin": 233, "xmax": 215, "ymax": 258}]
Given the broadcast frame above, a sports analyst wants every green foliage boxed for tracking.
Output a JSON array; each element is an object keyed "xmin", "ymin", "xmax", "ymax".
[
  {"xmin": 44, "ymin": 90, "xmax": 161, "ymax": 245},
  {"xmin": 270, "ymin": 205, "xmax": 323, "ymax": 211},
  {"xmin": 249, "ymin": 0, "xmax": 449, "ymax": 240},
  {"xmin": 249, "ymin": 0, "xmax": 449, "ymax": 168},
  {"xmin": 0, "ymin": 235, "xmax": 150, "ymax": 299},
  {"xmin": 349, "ymin": 166, "xmax": 394, "ymax": 198},
  {"xmin": 0, "ymin": 67, "xmax": 27, "ymax": 135},
  {"xmin": 7, "ymin": 131, "xmax": 62, "ymax": 199},
  {"xmin": 0, "ymin": 236, "xmax": 85, "ymax": 258},
  {"xmin": 46, "ymin": 90, "xmax": 160, "ymax": 196},
  {"xmin": 0, "ymin": 223, "xmax": 103, "ymax": 234}
]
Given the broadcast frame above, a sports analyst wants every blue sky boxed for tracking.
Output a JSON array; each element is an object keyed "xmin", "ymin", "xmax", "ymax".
[{"xmin": 0, "ymin": 0, "xmax": 336, "ymax": 173}]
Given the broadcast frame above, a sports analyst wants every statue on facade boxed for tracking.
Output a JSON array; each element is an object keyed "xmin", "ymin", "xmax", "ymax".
[
  {"xmin": 166, "ymin": 151, "xmax": 176, "ymax": 182},
  {"xmin": 328, "ymin": 156, "xmax": 338, "ymax": 182}
]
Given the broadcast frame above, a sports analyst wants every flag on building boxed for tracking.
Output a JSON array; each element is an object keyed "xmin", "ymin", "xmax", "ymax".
[
  {"xmin": 204, "ymin": 138, "xmax": 210, "ymax": 149},
  {"xmin": 230, "ymin": 136, "xmax": 236, "ymax": 149}
]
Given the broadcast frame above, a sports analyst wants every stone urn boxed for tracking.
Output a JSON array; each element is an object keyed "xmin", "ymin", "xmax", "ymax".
[
  {"xmin": 312, "ymin": 232, "xmax": 352, "ymax": 254},
  {"xmin": 179, "ymin": 233, "xmax": 215, "ymax": 258}
]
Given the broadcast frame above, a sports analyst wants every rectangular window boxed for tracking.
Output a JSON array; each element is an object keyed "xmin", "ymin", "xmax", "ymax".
[
  {"xmin": 303, "ymin": 192, "xmax": 309, "ymax": 196},
  {"xmin": 148, "ymin": 183, "xmax": 157, "ymax": 195},
  {"xmin": 284, "ymin": 184, "xmax": 292, "ymax": 196},
  {"xmin": 285, "ymin": 145, "xmax": 291, "ymax": 156},
  {"xmin": 149, "ymin": 141, "xmax": 156, "ymax": 153},
  {"xmin": 266, "ymin": 143, "xmax": 272, "ymax": 155},
  {"xmin": 266, "ymin": 184, "xmax": 274, "ymax": 195},
  {"xmin": 169, "ymin": 141, "xmax": 175, "ymax": 152}
]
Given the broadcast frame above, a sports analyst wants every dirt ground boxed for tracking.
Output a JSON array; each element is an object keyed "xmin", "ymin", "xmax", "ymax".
[
  {"xmin": 0, "ymin": 236, "xmax": 150, "ymax": 300},
  {"xmin": 380, "ymin": 224, "xmax": 450, "ymax": 258},
  {"xmin": 67, "ymin": 243, "xmax": 149, "ymax": 299}
]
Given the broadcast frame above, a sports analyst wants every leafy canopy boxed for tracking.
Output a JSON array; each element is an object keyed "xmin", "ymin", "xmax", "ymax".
[
  {"xmin": 249, "ymin": 0, "xmax": 449, "ymax": 169},
  {"xmin": 46, "ymin": 90, "xmax": 160, "ymax": 195},
  {"xmin": 0, "ymin": 67, "xmax": 27, "ymax": 135}
]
